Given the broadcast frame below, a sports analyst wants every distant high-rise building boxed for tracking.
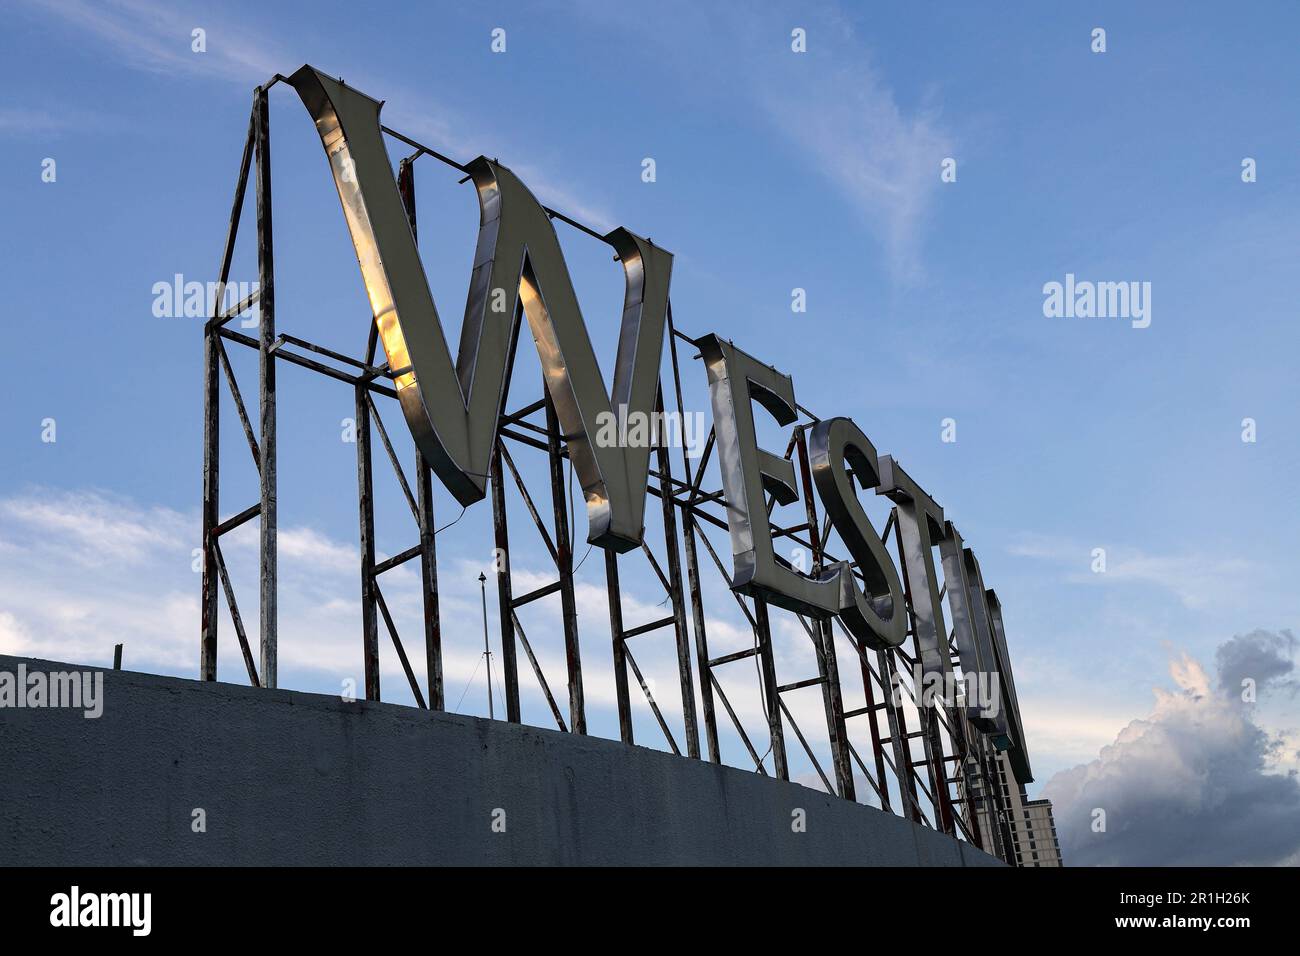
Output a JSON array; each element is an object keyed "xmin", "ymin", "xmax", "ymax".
[{"xmin": 971, "ymin": 750, "xmax": 1063, "ymax": 867}]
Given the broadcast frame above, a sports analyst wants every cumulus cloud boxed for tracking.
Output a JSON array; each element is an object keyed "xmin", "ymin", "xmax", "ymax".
[
  {"xmin": 1216, "ymin": 628, "xmax": 1298, "ymax": 698},
  {"xmin": 0, "ymin": 487, "xmax": 418, "ymax": 677},
  {"xmin": 1042, "ymin": 630, "xmax": 1300, "ymax": 866}
]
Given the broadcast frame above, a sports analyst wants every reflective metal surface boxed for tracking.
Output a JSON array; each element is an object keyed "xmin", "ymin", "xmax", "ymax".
[
  {"xmin": 983, "ymin": 587, "xmax": 1032, "ymax": 783},
  {"xmin": 960, "ymin": 547, "xmax": 1008, "ymax": 735},
  {"xmin": 696, "ymin": 334, "xmax": 839, "ymax": 614},
  {"xmin": 938, "ymin": 520, "xmax": 995, "ymax": 729},
  {"xmin": 289, "ymin": 66, "xmax": 673, "ymax": 552},
  {"xmin": 808, "ymin": 417, "xmax": 906, "ymax": 649},
  {"xmin": 877, "ymin": 455, "xmax": 951, "ymax": 683},
  {"xmin": 200, "ymin": 67, "xmax": 1041, "ymax": 861}
]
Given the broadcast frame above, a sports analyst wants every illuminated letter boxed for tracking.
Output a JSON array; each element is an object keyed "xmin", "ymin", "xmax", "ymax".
[
  {"xmin": 289, "ymin": 65, "xmax": 672, "ymax": 552},
  {"xmin": 697, "ymin": 335, "xmax": 838, "ymax": 614},
  {"xmin": 808, "ymin": 417, "xmax": 906, "ymax": 649}
]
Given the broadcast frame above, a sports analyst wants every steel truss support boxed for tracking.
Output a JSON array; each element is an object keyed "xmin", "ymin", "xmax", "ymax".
[
  {"xmin": 200, "ymin": 102, "xmax": 254, "ymax": 683},
  {"xmin": 399, "ymin": 156, "xmax": 446, "ymax": 712},
  {"xmin": 879, "ymin": 515, "xmax": 956, "ymax": 836},
  {"xmin": 200, "ymin": 78, "xmax": 1009, "ymax": 864},
  {"xmin": 793, "ymin": 427, "xmax": 854, "ymax": 800},
  {"xmin": 543, "ymin": 386, "xmax": 586, "ymax": 733},
  {"xmin": 254, "ymin": 84, "xmax": 278, "ymax": 689}
]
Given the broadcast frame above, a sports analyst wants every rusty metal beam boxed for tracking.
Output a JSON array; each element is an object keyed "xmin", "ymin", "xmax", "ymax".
[
  {"xmin": 201, "ymin": 104, "xmax": 256, "ymax": 682},
  {"xmin": 355, "ymin": 382, "xmax": 380, "ymax": 701},
  {"xmin": 605, "ymin": 550, "xmax": 634, "ymax": 744},
  {"xmin": 654, "ymin": 387, "xmax": 700, "ymax": 759},
  {"xmin": 253, "ymin": 84, "xmax": 278, "ymax": 689},
  {"xmin": 544, "ymin": 386, "xmax": 585, "ymax": 734},
  {"xmin": 490, "ymin": 438, "xmax": 521, "ymax": 723}
]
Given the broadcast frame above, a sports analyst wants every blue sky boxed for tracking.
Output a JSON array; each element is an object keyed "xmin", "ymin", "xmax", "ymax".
[{"xmin": 2, "ymin": 1, "xmax": 1299, "ymax": 853}]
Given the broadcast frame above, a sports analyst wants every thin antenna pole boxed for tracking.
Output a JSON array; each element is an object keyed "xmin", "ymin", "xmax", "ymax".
[{"xmin": 479, "ymin": 572, "xmax": 493, "ymax": 719}]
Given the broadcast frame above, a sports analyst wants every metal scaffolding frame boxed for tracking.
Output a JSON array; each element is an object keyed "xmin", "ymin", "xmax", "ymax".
[{"xmin": 199, "ymin": 80, "xmax": 1017, "ymax": 863}]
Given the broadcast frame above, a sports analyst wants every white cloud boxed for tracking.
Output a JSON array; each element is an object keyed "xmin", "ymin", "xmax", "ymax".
[
  {"xmin": 275, "ymin": 526, "xmax": 358, "ymax": 574},
  {"xmin": 0, "ymin": 485, "xmax": 853, "ymax": 794},
  {"xmin": 1009, "ymin": 532, "xmax": 1259, "ymax": 610},
  {"xmin": 0, "ymin": 106, "xmax": 128, "ymax": 138},
  {"xmin": 21, "ymin": 0, "xmax": 282, "ymax": 84},
  {"xmin": 1043, "ymin": 633, "xmax": 1300, "ymax": 866},
  {"xmin": 568, "ymin": 0, "xmax": 953, "ymax": 282},
  {"xmin": 18, "ymin": 0, "xmax": 617, "ymax": 233},
  {"xmin": 751, "ymin": 35, "xmax": 952, "ymax": 283},
  {"xmin": 0, "ymin": 488, "xmax": 189, "ymax": 565}
]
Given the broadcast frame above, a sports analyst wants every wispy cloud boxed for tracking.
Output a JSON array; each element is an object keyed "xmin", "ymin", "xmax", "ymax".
[
  {"xmin": 18, "ymin": 0, "xmax": 616, "ymax": 231},
  {"xmin": 0, "ymin": 106, "xmax": 125, "ymax": 139},
  {"xmin": 570, "ymin": 0, "xmax": 953, "ymax": 282},
  {"xmin": 1009, "ymin": 532, "xmax": 1259, "ymax": 611},
  {"xmin": 747, "ymin": 19, "xmax": 952, "ymax": 283},
  {"xmin": 0, "ymin": 487, "xmax": 411, "ymax": 676},
  {"xmin": 0, "ymin": 489, "xmax": 190, "ymax": 565},
  {"xmin": 21, "ymin": 0, "xmax": 282, "ymax": 84},
  {"xmin": 25, "ymin": 0, "xmax": 944, "ymax": 257}
]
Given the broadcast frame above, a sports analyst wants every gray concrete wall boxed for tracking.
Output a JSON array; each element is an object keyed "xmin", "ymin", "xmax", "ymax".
[{"xmin": 0, "ymin": 655, "xmax": 1001, "ymax": 866}]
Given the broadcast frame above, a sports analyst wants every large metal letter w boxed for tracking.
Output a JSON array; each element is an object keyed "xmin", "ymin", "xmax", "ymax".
[{"xmin": 290, "ymin": 65, "xmax": 673, "ymax": 552}]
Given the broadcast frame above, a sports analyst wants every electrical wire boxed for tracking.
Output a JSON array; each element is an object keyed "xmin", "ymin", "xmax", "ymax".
[
  {"xmin": 452, "ymin": 654, "xmax": 485, "ymax": 713},
  {"xmin": 434, "ymin": 505, "xmax": 467, "ymax": 536}
]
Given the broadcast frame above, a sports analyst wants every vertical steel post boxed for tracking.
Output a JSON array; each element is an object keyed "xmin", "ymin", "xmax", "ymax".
[
  {"xmin": 879, "ymin": 647, "xmax": 921, "ymax": 823},
  {"xmin": 417, "ymin": 457, "xmax": 443, "ymax": 709},
  {"xmin": 949, "ymin": 646, "xmax": 982, "ymax": 849},
  {"xmin": 682, "ymin": 516, "xmax": 720, "ymax": 762},
  {"xmin": 794, "ymin": 427, "xmax": 854, "ymax": 800},
  {"xmin": 820, "ymin": 617, "xmax": 855, "ymax": 796},
  {"xmin": 201, "ymin": 313, "xmax": 221, "ymax": 682},
  {"xmin": 544, "ymin": 386, "xmax": 585, "ymax": 733},
  {"xmin": 919, "ymin": 693, "xmax": 957, "ymax": 834},
  {"xmin": 355, "ymin": 384, "xmax": 380, "ymax": 700},
  {"xmin": 202, "ymin": 108, "xmax": 256, "ymax": 682},
  {"xmin": 890, "ymin": 517, "xmax": 956, "ymax": 835},
  {"xmin": 479, "ymin": 573, "xmax": 493, "ymax": 719},
  {"xmin": 397, "ymin": 156, "xmax": 444, "ymax": 710},
  {"xmin": 753, "ymin": 598, "xmax": 788, "ymax": 780},
  {"xmin": 859, "ymin": 648, "xmax": 891, "ymax": 811},
  {"xmin": 489, "ymin": 439, "xmax": 521, "ymax": 722},
  {"xmin": 253, "ymin": 85, "xmax": 278, "ymax": 688},
  {"xmin": 666, "ymin": 308, "xmax": 721, "ymax": 762},
  {"xmin": 604, "ymin": 550, "xmax": 634, "ymax": 743},
  {"xmin": 654, "ymin": 389, "xmax": 700, "ymax": 758}
]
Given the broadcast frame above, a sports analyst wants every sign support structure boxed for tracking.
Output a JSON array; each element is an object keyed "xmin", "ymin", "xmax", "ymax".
[{"xmin": 199, "ymin": 75, "xmax": 1018, "ymax": 863}]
